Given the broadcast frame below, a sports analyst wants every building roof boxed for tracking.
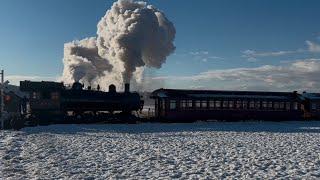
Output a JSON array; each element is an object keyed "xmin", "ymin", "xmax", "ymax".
[
  {"xmin": 151, "ymin": 88, "xmax": 300, "ymax": 100},
  {"xmin": 20, "ymin": 81, "xmax": 64, "ymax": 92},
  {"xmin": 3, "ymin": 84, "xmax": 27, "ymax": 98},
  {"xmin": 301, "ymin": 93, "xmax": 320, "ymax": 100}
]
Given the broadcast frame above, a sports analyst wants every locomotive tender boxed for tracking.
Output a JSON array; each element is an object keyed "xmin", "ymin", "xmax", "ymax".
[{"xmin": 20, "ymin": 81, "xmax": 144, "ymax": 125}]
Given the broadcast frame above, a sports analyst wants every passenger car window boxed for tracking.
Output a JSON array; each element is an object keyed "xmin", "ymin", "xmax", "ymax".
[{"xmin": 170, "ymin": 100, "xmax": 176, "ymax": 110}]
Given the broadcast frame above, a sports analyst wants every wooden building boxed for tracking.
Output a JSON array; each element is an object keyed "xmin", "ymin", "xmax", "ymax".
[
  {"xmin": 151, "ymin": 89, "xmax": 304, "ymax": 121},
  {"xmin": 0, "ymin": 90, "xmax": 24, "ymax": 130},
  {"xmin": 3, "ymin": 91, "xmax": 22, "ymax": 113},
  {"xmin": 1, "ymin": 84, "xmax": 26, "ymax": 113}
]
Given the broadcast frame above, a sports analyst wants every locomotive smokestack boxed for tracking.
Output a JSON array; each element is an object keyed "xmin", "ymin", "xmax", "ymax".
[
  {"xmin": 109, "ymin": 84, "xmax": 116, "ymax": 93},
  {"xmin": 125, "ymin": 83, "xmax": 130, "ymax": 93}
]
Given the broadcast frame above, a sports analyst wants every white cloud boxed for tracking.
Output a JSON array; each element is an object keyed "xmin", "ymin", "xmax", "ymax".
[
  {"xmin": 242, "ymin": 38, "xmax": 320, "ymax": 61},
  {"xmin": 208, "ymin": 56, "xmax": 224, "ymax": 60},
  {"xmin": 246, "ymin": 57, "xmax": 258, "ymax": 62},
  {"xmin": 6, "ymin": 75, "xmax": 58, "ymax": 86},
  {"xmin": 242, "ymin": 49, "xmax": 294, "ymax": 57},
  {"xmin": 189, "ymin": 51, "xmax": 224, "ymax": 62},
  {"xmin": 306, "ymin": 40, "xmax": 320, "ymax": 52},
  {"xmin": 189, "ymin": 51, "xmax": 209, "ymax": 55},
  {"xmin": 189, "ymin": 85, "xmax": 205, "ymax": 89},
  {"xmin": 150, "ymin": 58, "xmax": 320, "ymax": 92},
  {"xmin": 241, "ymin": 49, "xmax": 297, "ymax": 62}
]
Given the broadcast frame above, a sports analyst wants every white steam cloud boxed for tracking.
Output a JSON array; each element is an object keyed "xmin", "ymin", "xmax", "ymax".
[{"xmin": 62, "ymin": 0, "xmax": 176, "ymax": 90}]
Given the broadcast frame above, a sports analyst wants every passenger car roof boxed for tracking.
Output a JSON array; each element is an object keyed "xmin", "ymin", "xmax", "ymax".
[{"xmin": 151, "ymin": 88, "xmax": 300, "ymax": 100}]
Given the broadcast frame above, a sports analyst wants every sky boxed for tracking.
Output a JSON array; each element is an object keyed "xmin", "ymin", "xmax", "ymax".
[{"xmin": 1, "ymin": 0, "xmax": 320, "ymax": 91}]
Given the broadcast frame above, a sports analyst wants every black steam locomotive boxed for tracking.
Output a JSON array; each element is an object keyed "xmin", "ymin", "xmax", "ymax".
[
  {"xmin": 14, "ymin": 80, "xmax": 320, "ymax": 127},
  {"xmin": 20, "ymin": 81, "xmax": 144, "ymax": 125}
]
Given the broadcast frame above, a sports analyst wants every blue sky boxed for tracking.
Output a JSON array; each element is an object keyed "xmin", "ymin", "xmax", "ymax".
[{"xmin": 1, "ymin": 0, "xmax": 320, "ymax": 91}]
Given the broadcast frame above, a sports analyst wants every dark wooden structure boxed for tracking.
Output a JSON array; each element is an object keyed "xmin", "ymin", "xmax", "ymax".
[
  {"xmin": 151, "ymin": 89, "xmax": 304, "ymax": 121},
  {"xmin": 3, "ymin": 91, "xmax": 22, "ymax": 113},
  {"xmin": 0, "ymin": 90, "xmax": 25, "ymax": 130}
]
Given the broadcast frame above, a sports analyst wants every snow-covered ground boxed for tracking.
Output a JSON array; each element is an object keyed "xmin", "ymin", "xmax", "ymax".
[{"xmin": 1, "ymin": 121, "xmax": 320, "ymax": 179}]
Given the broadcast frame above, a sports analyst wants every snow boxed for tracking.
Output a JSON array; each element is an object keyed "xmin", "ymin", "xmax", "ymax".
[{"xmin": 1, "ymin": 121, "xmax": 320, "ymax": 179}]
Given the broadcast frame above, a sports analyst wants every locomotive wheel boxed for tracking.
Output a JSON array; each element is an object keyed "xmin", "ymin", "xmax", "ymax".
[
  {"xmin": 10, "ymin": 115, "xmax": 25, "ymax": 130},
  {"xmin": 30, "ymin": 116, "xmax": 40, "ymax": 126},
  {"xmin": 39, "ymin": 119, "xmax": 50, "ymax": 126}
]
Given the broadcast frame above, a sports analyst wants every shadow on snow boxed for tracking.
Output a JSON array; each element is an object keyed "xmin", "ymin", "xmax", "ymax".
[{"xmin": 21, "ymin": 121, "xmax": 320, "ymax": 135}]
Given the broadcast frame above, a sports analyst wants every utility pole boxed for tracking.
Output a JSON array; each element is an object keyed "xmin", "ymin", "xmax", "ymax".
[{"xmin": 0, "ymin": 69, "xmax": 4, "ymax": 129}]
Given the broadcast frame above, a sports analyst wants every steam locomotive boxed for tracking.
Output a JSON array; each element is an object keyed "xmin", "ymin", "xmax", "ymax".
[
  {"xmin": 3, "ymin": 80, "xmax": 318, "ymax": 129},
  {"xmin": 20, "ymin": 81, "xmax": 144, "ymax": 125}
]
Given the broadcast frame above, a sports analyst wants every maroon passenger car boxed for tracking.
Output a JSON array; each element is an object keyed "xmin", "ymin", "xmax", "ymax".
[{"xmin": 151, "ymin": 89, "xmax": 304, "ymax": 122}]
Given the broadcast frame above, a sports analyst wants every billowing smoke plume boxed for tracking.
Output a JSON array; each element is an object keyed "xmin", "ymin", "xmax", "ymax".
[
  {"xmin": 62, "ymin": 37, "xmax": 113, "ymax": 85},
  {"xmin": 62, "ymin": 0, "xmax": 176, "ymax": 89}
]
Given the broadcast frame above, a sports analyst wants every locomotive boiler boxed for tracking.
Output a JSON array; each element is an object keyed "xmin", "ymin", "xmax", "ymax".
[{"xmin": 20, "ymin": 81, "xmax": 144, "ymax": 125}]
